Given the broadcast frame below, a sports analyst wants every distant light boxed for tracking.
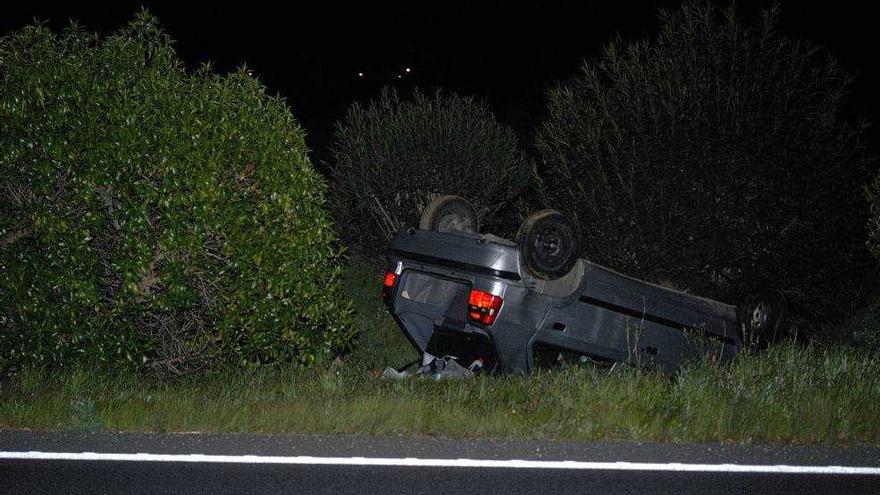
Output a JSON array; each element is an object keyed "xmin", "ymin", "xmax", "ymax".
[
  {"xmin": 357, "ymin": 72, "xmax": 364, "ymax": 78},
  {"xmin": 405, "ymin": 67, "xmax": 411, "ymax": 73},
  {"xmin": 397, "ymin": 74, "xmax": 402, "ymax": 79}
]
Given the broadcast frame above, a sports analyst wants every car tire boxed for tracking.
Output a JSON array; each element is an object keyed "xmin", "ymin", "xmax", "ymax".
[
  {"xmin": 739, "ymin": 291, "xmax": 785, "ymax": 349},
  {"xmin": 419, "ymin": 195, "xmax": 479, "ymax": 235},
  {"xmin": 517, "ymin": 210, "xmax": 580, "ymax": 280}
]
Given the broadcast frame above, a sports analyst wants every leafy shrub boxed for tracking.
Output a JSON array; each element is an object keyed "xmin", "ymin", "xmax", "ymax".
[
  {"xmin": 0, "ymin": 14, "xmax": 354, "ymax": 373},
  {"xmin": 870, "ymin": 174, "xmax": 880, "ymax": 262},
  {"xmin": 536, "ymin": 3, "xmax": 877, "ymax": 325},
  {"xmin": 329, "ymin": 88, "xmax": 530, "ymax": 261}
]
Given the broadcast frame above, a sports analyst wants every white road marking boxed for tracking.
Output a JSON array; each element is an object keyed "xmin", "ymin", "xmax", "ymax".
[{"xmin": 0, "ymin": 451, "xmax": 878, "ymax": 475}]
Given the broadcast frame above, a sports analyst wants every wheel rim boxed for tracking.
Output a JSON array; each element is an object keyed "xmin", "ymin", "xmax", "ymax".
[
  {"xmin": 537, "ymin": 232, "xmax": 561, "ymax": 257},
  {"xmin": 750, "ymin": 302, "xmax": 770, "ymax": 331},
  {"xmin": 437, "ymin": 212, "xmax": 474, "ymax": 233},
  {"xmin": 532, "ymin": 228, "xmax": 570, "ymax": 270},
  {"xmin": 537, "ymin": 232, "xmax": 559, "ymax": 257}
]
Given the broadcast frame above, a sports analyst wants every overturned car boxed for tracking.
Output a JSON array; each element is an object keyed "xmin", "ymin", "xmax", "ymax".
[{"xmin": 382, "ymin": 196, "xmax": 781, "ymax": 374}]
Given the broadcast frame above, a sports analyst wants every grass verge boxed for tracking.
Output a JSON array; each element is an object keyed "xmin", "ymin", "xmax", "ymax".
[{"xmin": 1, "ymin": 264, "xmax": 878, "ymax": 445}]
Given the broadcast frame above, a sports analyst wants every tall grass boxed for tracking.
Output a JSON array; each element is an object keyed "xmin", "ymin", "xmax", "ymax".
[{"xmin": 1, "ymin": 264, "xmax": 878, "ymax": 445}]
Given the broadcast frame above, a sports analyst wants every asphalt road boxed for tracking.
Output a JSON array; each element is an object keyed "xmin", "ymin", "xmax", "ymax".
[{"xmin": 1, "ymin": 430, "xmax": 879, "ymax": 494}]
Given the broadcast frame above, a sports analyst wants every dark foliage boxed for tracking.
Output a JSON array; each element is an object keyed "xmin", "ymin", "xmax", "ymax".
[
  {"xmin": 536, "ymin": 2, "xmax": 877, "ymax": 327},
  {"xmin": 0, "ymin": 14, "xmax": 354, "ymax": 373},
  {"xmin": 870, "ymin": 174, "xmax": 880, "ymax": 262},
  {"xmin": 329, "ymin": 88, "xmax": 530, "ymax": 262}
]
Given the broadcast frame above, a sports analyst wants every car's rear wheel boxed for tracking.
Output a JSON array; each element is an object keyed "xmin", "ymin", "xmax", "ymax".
[
  {"xmin": 518, "ymin": 210, "xmax": 579, "ymax": 280},
  {"xmin": 419, "ymin": 195, "xmax": 479, "ymax": 234}
]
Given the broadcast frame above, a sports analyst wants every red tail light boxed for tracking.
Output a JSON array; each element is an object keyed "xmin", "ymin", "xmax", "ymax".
[
  {"xmin": 381, "ymin": 271, "xmax": 397, "ymax": 301},
  {"xmin": 468, "ymin": 289, "xmax": 503, "ymax": 325}
]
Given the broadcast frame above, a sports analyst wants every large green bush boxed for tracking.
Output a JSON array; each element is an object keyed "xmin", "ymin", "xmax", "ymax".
[
  {"xmin": 536, "ymin": 3, "xmax": 877, "ymax": 326},
  {"xmin": 329, "ymin": 88, "xmax": 530, "ymax": 261},
  {"xmin": 0, "ymin": 14, "xmax": 354, "ymax": 372}
]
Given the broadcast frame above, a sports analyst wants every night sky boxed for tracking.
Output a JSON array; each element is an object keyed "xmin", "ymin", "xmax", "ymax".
[{"xmin": 3, "ymin": 1, "xmax": 878, "ymax": 162}]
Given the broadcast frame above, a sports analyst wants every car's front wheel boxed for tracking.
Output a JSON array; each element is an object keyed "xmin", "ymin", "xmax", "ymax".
[{"xmin": 739, "ymin": 291, "xmax": 785, "ymax": 349}]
